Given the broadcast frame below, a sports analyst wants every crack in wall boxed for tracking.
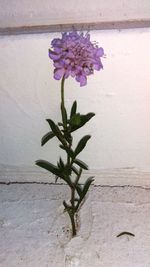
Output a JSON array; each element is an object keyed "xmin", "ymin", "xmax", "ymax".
[{"xmin": 0, "ymin": 180, "xmax": 150, "ymax": 190}]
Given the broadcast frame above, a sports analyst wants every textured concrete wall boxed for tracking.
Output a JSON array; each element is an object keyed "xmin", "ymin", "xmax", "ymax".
[
  {"xmin": 1, "ymin": 182, "xmax": 150, "ymax": 267},
  {"xmin": 0, "ymin": 28, "xmax": 150, "ymax": 171},
  {"xmin": 0, "ymin": 0, "xmax": 150, "ymax": 27},
  {"xmin": 0, "ymin": 0, "xmax": 150, "ymax": 28},
  {"xmin": 0, "ymin": 0, "xmax": 150, "ymax": 35}
]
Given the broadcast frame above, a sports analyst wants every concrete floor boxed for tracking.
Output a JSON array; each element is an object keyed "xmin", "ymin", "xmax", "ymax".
[{"xmin": 0, "ymin": 181, "xmax": 150, "ymax": 267}]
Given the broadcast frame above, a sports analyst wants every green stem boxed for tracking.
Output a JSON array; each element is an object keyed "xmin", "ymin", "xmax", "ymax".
[
  {"xmin": 61, "ymin": 76, "xmax": 65, "ymax": 109},
  {"xmin": 71, "ymin": 186, "xmax": 75, "ymax": 209},
  {"xmin": 63, "ymin": 201, "xmax": 77, "ymax": 237},
  {"xmin": 70, "ymin": 184, "xmax": 77, "ymax": 236},
  {"xmin": 61, "ymin": 76, "xmax": 71, "ymax": 166},
  {"xmin": 61, "ymin": 76, "xmax": 76, "ymax": 236},
  {"xmin": 74, "ymin": 168, "xmax": 82, "ymax": 186},
  {"xmin": 70, "ymin": 211, "xmax": 76, "ymax": 236},
  {"xmin": 67, "ymin": 145, "xmax": 71, "ymax": 166},
  {"xmin": 61, "ymin": 76, "xmax": 67, "ymax": 129}
]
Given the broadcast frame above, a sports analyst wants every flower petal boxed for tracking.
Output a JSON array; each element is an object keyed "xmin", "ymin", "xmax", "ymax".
[
  {"xmin": 93, "ymin": 61, "xmax": 103, "ymax": 71},
  {"xmin": 76, "ymin": 74, "xmax": 87, "ymax": 86},
  {"xmin": 54, "ymin": 68, "xmax": 65, "ymax": 80},
  {"xmin": 49, "ymin": 50, "xmax": 60, "ymax": 60},
  {"xmin": 96, "ymin": 47, "xmax": 104, "ymax": 57}
]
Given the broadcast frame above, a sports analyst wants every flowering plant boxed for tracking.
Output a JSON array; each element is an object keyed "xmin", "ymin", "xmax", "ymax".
[{"xmin": 36, "ymin": 31, "xmax": 104, "ymax": 237}]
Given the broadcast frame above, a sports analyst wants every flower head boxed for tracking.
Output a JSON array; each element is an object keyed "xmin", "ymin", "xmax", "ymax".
[{"xmin": 49, "ymin": 31, "xmax": 104, "ymax": 86}]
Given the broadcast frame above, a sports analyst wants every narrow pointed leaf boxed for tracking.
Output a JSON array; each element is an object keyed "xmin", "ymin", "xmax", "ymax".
[
  {"xmin": 74, "ymin": 159, "xmax": 88, "ymax": 170},
  {"xmin": 71, "ymin": 165, "xmax": 79, "ymax": 175},
  {"xmin": 35, "ymin": 159, "xmax": 73, "ymax": 187},
  {"xmin": 57, "ymin": 161, "xmax": 61, "ymax": 169},
  {"xmin": 82, "ymin": 177, "xmax": 94, "ymax": 198},
  {"xmin": 41, "ymin": 131, "xmax": 55, "ymax": 146},
  {"xmin": 74, "ymin": 135, "xmax": 91, "ymax": 157},
  {"xmin": 70, "ymin": 101, "xmax": 77, "ymax": 118},
  {"xmin": 70, "ymin": 113, "xmax": 81, "ymax": 126},
  {"xmin": 59, "ymin": 157, "xmax": 65, "ymax": 169},
  {"xmin": 35, "ymin": 159, "xmax": 62, "ymax": 177},
  {"xmin": 75, "ymin": 184, "xmax": 83, "ymax": 197},
  {"xmin": 46, "ymin": 119, "xmax": 67, "ymax": 146},
  {"xmin": 58, "ymin": 122, "xmax": 64, "ymax": 126},
  {"xmin": 57, "ymin": 157, "xmax": 65, "ymax": 170},
  {"xmin": 63, "ymin": 200, "xmax": 71, "ymax": 210},
  {"xmin": 71, "ymin": 112, "xmax": 95, "ymax": 132},
  {"xmin": 75, "ymin": 177, "xmax": 94, "ymax": 211}
]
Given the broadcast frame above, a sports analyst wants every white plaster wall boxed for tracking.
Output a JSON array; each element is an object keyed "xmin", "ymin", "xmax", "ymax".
[
  {"xmin": 0, "ymin": 28, "xmax": 150, "ymax": 171},
  {"xmin": 0, "ymin": 0, "xmax": 150, "ymax": 28}
]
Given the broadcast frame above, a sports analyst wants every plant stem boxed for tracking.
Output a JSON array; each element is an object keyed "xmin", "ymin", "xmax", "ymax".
[
  {"xmin": 70, "ymin": 210, "xmax": 76, "ymax": 236},
  {"xmin": 61, "ymin": 76, "xmax": 67, "ymax": 129},
  {"xmin": 61, "ymin": 76, "xmax": 65, "ymax": 108},
  {"xmin": 61, "ymin": 76, "xmax": 71, "ymax": 165},
  {"xmin": 61, "ymin": 76, "xmax": 76, "ymax": 237},
  {"xmin": 71, "ymin": 186, "xmax": 77, "ymax": 236}
]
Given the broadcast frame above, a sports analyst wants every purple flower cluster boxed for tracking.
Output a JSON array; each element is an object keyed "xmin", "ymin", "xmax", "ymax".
[{"xmin": 49, "ymin": 31, "xmax": 104, "ymax": 86}]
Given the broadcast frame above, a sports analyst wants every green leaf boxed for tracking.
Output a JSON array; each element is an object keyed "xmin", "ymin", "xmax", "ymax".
[
  {"xmin": 75, "ymin": 177, "xmax": 94, "ymax": 211},
  {"xmin": 57, "ymin": 157, "xmax": 65, "ymax": 170},
  {"xmin": 63, "ymin": 200, "xmax": 71, "ymax": 210},
  {"xmin": 46, "ymin": 119, "xmax": 67, "ymax": 146},
  {"xmin": 71, "ymin": 112, "xmax": 95, "ymax": 132},
  {"xmin": 70, "ymin": 113, "xmax": 81, "ymax": 126},
  {"xmin": 71, "ymin": 165, "xmax": 79, "ymax": 175},
  {"xmin": 70, "ymin": 101, "xmax": 77, "ymax": 118},
  {"xmin": 35, "ymin": 159, "xmax": 73, "ymax": 187},
  {"xmin": 59, "ymin": 157, "xmax": 65, "ymax": 168},
  {"xmin": 74, "ymin": 135, "xmax": 91, "ymax": 157},
  {"xmin": 41, "ymin": 131, "xmax": 55, "ymax": 146},
  {"xmin": 75, "ymin": 184, "xmax": 83, "ymax": 197},
  {"xmin": 58, "ymin": 122, "xmax": 64, "ymax": 127},
  {"xmin": 82, "ymin": 176, "xmax": 94, "ymax": 198},
  {"xmin": 74, "ymin": 159, "xmax": 88, "ymax": 170},
  {"xmin": 35, "ymin": 159, "xmax": 62, "ymax": 177}
]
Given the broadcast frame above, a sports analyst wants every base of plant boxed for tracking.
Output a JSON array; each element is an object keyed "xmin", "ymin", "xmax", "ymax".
[
  {"xmin": 70, "ymin": 213, "xmax": 77, "ymax": 237},
  {"xmin": 63, "ymin": 204, "xmax": 77, "ymax": 237}
]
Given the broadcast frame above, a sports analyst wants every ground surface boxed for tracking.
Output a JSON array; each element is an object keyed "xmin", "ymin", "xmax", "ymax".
[{"xmin": 0, "ymin": 182, "xmax": 150, "ymax": 267}]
